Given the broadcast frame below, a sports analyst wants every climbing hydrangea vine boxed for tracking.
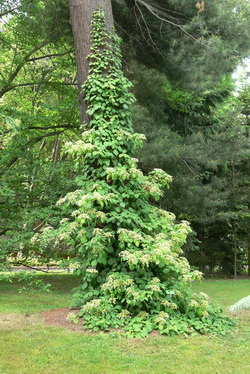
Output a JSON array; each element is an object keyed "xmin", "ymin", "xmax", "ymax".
[{"xmin": 35, "ymin": 10, "xmax": 233, "ymax": 337}]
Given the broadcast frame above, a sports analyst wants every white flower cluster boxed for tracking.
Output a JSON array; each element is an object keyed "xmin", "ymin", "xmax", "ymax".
[
  {"xmin": 71, "ymin": 210, "xmax": 80, "ymax": 217},
  {"xmin": 155, "ymin": 233, "xmax": 168, "ymax": 241},
  {"xmin": 105, "ymin": 166, "xmax": 143, "ymax": 182},
  {"xmin": 116, "ymin": 129, "xmax": 131, "ymax": 139},
  {"xmin": 65, "ymin": 140, "xmax": 95, "ymax": 156},
  {"xmin": 148, "ymin": 284, "xmax": 161, "ymax": 292},
  {"xmin": 57, "ymin": 231, "xmax": 71, "ymax": 241},
  {"xmin": 106, "ymin": 167, "xmax": 129, "ymax": 180},
  {"xmin": 118, "ymin": 229, "xmax": 143, "ymax": 243},
  {"xmin": 137, "ymin": 311, "xmax": 149, "ymax": 319},
  {"xmin": 161, "ymin": 300, "xmax": 171, "ymax": 307},
  {"xmin": 69, "ymin": 222, "xmax": 78, "ymax": 231},
  {"xmin": 81, "ymin": 129, "xmax": 94, "ymax": 141},
  {"xmin": 118, "ymin": 309, "xmax": 131, "ymax": 319},
  {"xmin": 129, "ymin": 168, "xmax": 143, "ymax": 177},
  {"xmin": 202, "ymin": 311, "xmax": 209, "ymax": 318},
  {"xmin": 147, "ymin": 277, "xmax": 161, "ymax": 292},
  {"xmin": 77, "ymin": 213, "xmax": 92, "ymax": 223},
  {"xmin": 89, "ymin": 229, "xmax": 114, "ymax": 253},
  {"xmin": 182, "ymin": 270, "xmax": 202, "ymax": 282},
  {"xmin": 160, "ymin": 300, "xmax": 178, "ymax": 310},
  {"xmin": 151, "ymin": 242, "xmax": 175, "ymax": 264},
  {"xmin": 186, "ymin": 293, "xmax": 210, "ymax": 317},
  {"xmin": 96, "ymin": 211, "xmax": 106, "ymax": 221},
  {"xmin": 120, "ymin": 250, "xmax": 151, "ymax": 267},
  {"xmin": 134, "ymin": 133, "xmax": 146, "ymax": 141},
  {"xmin": 158, "ymin": 210, "xmax": 176, "ymax": 220},
  {"xmin": 66, "ymin": 312, "xmax": 78, "ymax": 324},
  {"xmin": 188, "ymin": 299, "xmax": 199, "ymax": 308},
  {"xmin": 41, "ymin": 225, "xmax": 53, "ymax": 233},
  {"xmin": 92, "ymin": 228, "xmax": 114, "ymax": 240},
  {"xmin": 57, "ymin": 190, "xmax": 83, "ymax": 206},
  {"xmin": 149, "ymin": 168, "xmax": 173, "ymax": 185},
  {"xmin": 173, "ymin": 289, "xmax": 182, "ymax": 298},
  {"xmin": 143, "ymin": 181, "xmax": 164, "ymax": 197},
  {"xmin": 86, "ymin": 268, "xmax": 98, "ymax": 274},
  {"xmin": 126, "ymin": 287, "xmax": 140, "ymax": 301},
  {"xmin": 155, "ymin": 311, "xmax": 169, "ymax": 324},
  {"xmin": 199, "ymin": 292, "xmax": 209, "ymax": 299},
  {"xmin": 154, "ymin": 239, "xmax": 172, "ymax": 253},
  {"xmin": 77, "ymin": 229, "xmax": 87, "ymax": 238},
  {"xmin": 101, "ymin": 274, "xmax": 134, "ymax": 292},
  {"xmin": 82, "ymin": 299, "xmax": 102, "ymax": 313},
  {"xmin": 77, "ymin": 192, "xmax": 114, "ymax": 208},
  {"xmin": 200, "ymin": 299, "xmax": 209, "ymax": 309},
  {"xmin": 60, "ymin": 218, "xmax": 69, "ymax": 224}
]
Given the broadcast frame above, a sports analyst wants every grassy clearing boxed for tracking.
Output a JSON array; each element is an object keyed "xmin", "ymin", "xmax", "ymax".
[{"xmin": 0, "ymin": 275, "xmax": 249, "ymax": 374}]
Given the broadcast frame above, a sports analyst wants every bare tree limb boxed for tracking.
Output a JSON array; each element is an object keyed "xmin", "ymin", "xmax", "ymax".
[{"xmin": 177, "ymin": 156, "xmax": 200, "ymax": 177}]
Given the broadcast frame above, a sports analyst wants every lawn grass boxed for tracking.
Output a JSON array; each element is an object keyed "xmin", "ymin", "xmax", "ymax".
[
  {"xmin": 0, "ymin": 274, "xmax": 249, "ymax": 374},
  {"xmin": 0, "ymin": 273, "xmax": 80, "ymax": 313},
  {"xmin": 192, "ymin": 279, "xmax": 250, "ymax": 307}
]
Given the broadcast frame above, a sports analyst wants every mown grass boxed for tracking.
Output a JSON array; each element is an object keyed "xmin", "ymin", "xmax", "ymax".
[
  {"xmin": 0, "ymin": 274, "xmax": 249, "ymax": 374},
  {"xmin": 0, "ymin": 273, "xmax": 80, "ymax": 313}
]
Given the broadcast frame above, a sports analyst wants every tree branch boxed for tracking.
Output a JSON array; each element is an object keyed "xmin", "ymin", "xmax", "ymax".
[
  {"xmin": 0, "ymin": 81, "xmax": 77, "ymax": 97},
  {"xmin": 0, "ymin": 41, "xmax": 49, "ymax": 98},
  {"xmin": 27, "ymin": 124, "xmax": 79, "ymax": 130},
  {"xmin": 135, "ymin": 0, "xmax": 198, "ymax": 41},
  {"xmin": 3, "ymin": 131, "xmax": 66, "ymax": 172},
  {"xmin": 27, "ymin": 50, "xmax": 74, "ymax": 62},
  {"xmin": 177, "ymin": 156, "xmax": 200, "ymax": 177},
  {"xmin": 0, "ymin": 228, "xmax": 13, "ymax": 236},
  {"xmin": 0, "ymin": 0, "xmax": 33, "ymax": 18}
]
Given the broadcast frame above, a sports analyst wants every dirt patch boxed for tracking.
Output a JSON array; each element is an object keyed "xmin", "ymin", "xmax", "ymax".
[
  {"xmin": 41, "ymin": 307, "xmax": 84, "ymax": 331},
  {"xmin": 0, "ymin": 313, "xmax": 42, "ymax": 330},
  {"xmin": 0, "ymin": 308, "xmax": 85, "ymax": 332}
]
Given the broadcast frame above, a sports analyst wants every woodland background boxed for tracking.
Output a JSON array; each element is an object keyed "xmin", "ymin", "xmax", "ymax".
[{"xmin": 0, "ymin": 0, "xmax": 250, "ymax": 277}]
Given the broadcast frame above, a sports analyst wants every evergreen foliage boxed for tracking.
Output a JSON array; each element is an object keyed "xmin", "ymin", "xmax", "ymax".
[
  {"xmin": 35, "ymin": 10, "xmax": 233, "ymax": 337},
  {"xmin": 131, "ymin": 65, "xmax": 250, "ymax": 274}
]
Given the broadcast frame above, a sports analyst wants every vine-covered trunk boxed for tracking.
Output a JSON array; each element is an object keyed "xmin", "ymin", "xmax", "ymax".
[{"xmin": 69, "ymin": 0, "xmax": 114, "ymax": 123}]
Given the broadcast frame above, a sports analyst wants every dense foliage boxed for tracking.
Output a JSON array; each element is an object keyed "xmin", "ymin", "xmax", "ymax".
[{"xmin": 32, "ymin": 11, "xmax": 234, "ymax": 337}]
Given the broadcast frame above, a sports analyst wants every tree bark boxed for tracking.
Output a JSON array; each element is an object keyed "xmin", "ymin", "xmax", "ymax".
[{"xmin": 69, "ymin": 0, "xmax": 114, "ymax": 124}]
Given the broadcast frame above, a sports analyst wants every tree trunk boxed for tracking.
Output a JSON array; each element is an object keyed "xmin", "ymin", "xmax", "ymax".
[{"xmin": 69, "ymin": 0, "xmax": 114, "ymax": 124}]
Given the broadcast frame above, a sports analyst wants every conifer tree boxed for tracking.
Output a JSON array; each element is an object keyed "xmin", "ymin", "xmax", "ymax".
[{"xmin": 33, "ymin": 10, "xmax": 232, "ymax": 337}]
